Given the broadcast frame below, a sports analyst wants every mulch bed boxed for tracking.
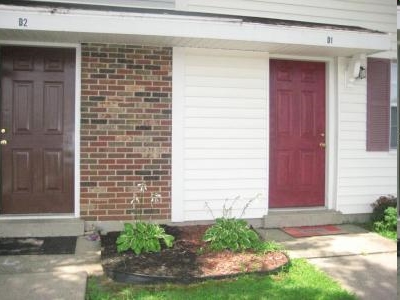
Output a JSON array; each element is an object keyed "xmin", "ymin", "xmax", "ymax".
[
  {"xmin": 0, "ymin": 236, "xmax": 77, "ymax": 255},
  {"xmin": 101, "ymin": 225, "xmax": 289, "ymax": 283}
]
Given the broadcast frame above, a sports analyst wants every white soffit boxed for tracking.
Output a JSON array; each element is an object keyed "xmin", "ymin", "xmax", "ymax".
[{"xmin": 0, "ymin": 5, "xmax": 391, "ymax": 56}]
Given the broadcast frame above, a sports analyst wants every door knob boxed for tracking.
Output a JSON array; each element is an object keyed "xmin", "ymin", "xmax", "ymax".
[
  {"xmin": 319, "ymin": 142, "xmax": 326, "ymax": 148},
  {"xmin": 0, "ymin": 140, "xmax": 7, "ymax": 145}
]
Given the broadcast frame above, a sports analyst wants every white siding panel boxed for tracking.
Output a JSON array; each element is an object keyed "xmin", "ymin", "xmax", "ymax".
[
  {"xmin": 336, "ymin": 57, "xmax": 397, "ymax": 214},
  {"xmin": 185, "ymin": 128, "xmax": 266, "ymax": 139},
  {"xmin": 185, "ymin": 148, "xmax": 266, "ymax": 159},
  {"xmin": 185, "ymin": 97, "xmax": 266, "ymax": 109},
  {"xmin": 185, "ymin": 169, "xmax": 266, "ymax": 180},
  {"xmin": 185, "ymin": 159, "xmax": 267, "ymax": 170},
  {"xmin": 174, "ymin": 48, "xmax": 269, "ymax": 221},
  {"xmin": 185, "ymin": 118, "xmax": 266, "ymax": 129},
  {"xmin": 181, "ymin": 0, "xmax": 395, "ymax": 33},
  {"xmin": 37, "ymin": 0, "xmax": 175, "ymax": 9},
  {"xmin": 180, "ymin": 0, "xmax": 396, "ymax": 58},
  {"xmin": 185, "ymin": 107, "xmax": 266, "ymax": 119},
  {"xmin": 185, "ymin": 138, "xmax": 266, "ymax": 149},
  {"xmin": 186, "ymin": 66, "xmax": 265, "ymax": 79},
  {"xmin": 185, "ymin": 86, "xmax": 266, "ymax": 98}
]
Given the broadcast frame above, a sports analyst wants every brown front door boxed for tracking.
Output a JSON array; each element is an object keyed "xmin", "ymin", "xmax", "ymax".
[
  {"xmin": 1, "ymin": 46, "xmax": 75, "ymax": 214},
  {"xmin": 269, "ymin": 59, "xmax": 325, "ymax": 208}
]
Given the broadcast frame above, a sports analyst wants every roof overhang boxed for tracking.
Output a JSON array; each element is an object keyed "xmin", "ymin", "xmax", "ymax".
[{"xmin": 0, "ymin": 4, "xmax": 392, "ymax": 57}]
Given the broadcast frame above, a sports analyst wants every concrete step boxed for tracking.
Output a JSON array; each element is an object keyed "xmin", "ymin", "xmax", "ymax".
[
  {"xmin": 263, "ymin": 209, "xmax": 348, "ymax": 228},
  {"xmin": 0, "ymin": 218, "xmax": 85, "ymax": 237}
]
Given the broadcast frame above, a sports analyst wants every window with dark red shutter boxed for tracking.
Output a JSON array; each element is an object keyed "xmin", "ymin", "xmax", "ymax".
[{"xmin": 366, "ymin": 58, "xmax": 390, "ymax": 151}]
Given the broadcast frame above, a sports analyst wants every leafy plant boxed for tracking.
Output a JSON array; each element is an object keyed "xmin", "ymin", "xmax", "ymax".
[
  {"xmin": 370, "ymin": 195, "xmax": 397, "ymax": 222},
  {"xmin": 203, "ymin": 218, "xmax": 260, "ymax": 252},
  {"xmin": 372, "ymin": 207, "xmax": 397, "ymax": 232},
  {"xmin": 203, "ymin": 194, "xmax": 284, "ymax": 253},
  {"xmin": 116, "ymin": 182, "xmax": 174, "ymax": 255},
  {"xmin": 254, "ymin": 240, "xmax": 284, "ymax": 254},
  {"xmin": 116, "ymin": 222, "xmax": 174, "ymax": 255}
]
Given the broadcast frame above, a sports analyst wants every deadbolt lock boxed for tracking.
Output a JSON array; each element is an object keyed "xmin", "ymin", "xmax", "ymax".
[{"xmin": 0, "ymin": 129, "xmax": 5, "ymax": 134}]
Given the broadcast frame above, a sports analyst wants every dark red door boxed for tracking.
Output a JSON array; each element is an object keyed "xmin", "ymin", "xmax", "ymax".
[
  {"xmin": 269, "ymin": 59, "xmax": 325, "ymax": 208},
  {"xmin": 1, "ymin": 46, "xmax": 75, "ymax": 213}
]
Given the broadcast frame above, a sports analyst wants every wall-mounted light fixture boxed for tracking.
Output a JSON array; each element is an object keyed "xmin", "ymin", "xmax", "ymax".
[
  {"xmin": 356, "ymin": 66, "xmax": 366, "ymax": 80},
  {"xmin": 346, "ymin": 53, "xmax": 367, "ymax": 86}
]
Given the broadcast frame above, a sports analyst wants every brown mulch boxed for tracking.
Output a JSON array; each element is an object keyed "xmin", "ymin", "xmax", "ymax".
[{"xmin": 101, "ymin": 225, "xmax": 288, "ymax": 280}]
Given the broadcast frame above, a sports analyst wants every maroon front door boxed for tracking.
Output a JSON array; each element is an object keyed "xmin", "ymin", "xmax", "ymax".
[
  {"xmin": 0, "ymin": 46, "xmax": 75, "ymax": 214},
  {"xmin": 269, "ymin": 59, "xmax": 325, "ymax": 208}
]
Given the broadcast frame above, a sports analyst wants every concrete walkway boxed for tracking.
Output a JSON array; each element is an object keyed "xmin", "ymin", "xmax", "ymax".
[
  {"xmin": 0, "ymin": 236, "xmax": 102, "ymax": 300},
  {"xmin": 257, "ymin": 224, "xmax": 398, "ymax": 300}
]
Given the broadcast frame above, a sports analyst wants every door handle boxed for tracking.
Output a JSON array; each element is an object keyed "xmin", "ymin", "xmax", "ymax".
[
  {"xmin": 0, "ymin": 140, "xmax": 7, "ymax": 145},
  {"xmin": 319, "ymin": 142, "xmax": 326, "ymax": 148}
]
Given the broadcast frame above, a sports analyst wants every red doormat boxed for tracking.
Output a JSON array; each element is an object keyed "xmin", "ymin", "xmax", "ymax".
[{"xmin": 282, "ymin": 225, "xmax": 346, "ymax": 238}]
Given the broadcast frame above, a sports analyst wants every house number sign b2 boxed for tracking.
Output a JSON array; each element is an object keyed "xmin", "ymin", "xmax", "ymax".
[{"xmin": 18, "ymin": 18, "xmax": 28, "ymax": 27}]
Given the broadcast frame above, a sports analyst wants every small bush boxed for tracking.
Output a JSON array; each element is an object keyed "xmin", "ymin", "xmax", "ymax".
[
  {"xmin": 371, "ymin": 195, "xmax": 397, "ymax": 222},
  {"xmin": 203, "ymin": 218, "xmax": 260, "ymax": 252},
  {"xmin": 373, "ymin": 207, "xmax": 397, "ymax": 232},
  {"xmin": 116, "ymin": 222, "xmax": 174, "ymax": 255}
]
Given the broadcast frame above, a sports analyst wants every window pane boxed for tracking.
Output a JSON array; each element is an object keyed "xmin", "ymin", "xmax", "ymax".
[{"xmin": 390, "ymin": 106, "xmax": 397, "ymax": 149}]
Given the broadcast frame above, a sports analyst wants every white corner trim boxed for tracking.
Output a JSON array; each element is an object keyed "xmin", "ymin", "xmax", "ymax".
[
  {"xmin": 327, "ymin": 58, "xmax": 338, "ymax": 211},
  {"xmin": 264, "ymin": 54, "xmax": 270, "ymax": 215},
  {"xmin": 74, "ymin": 44, "xmax": 81, "ymax": 218},
  {"xmin": 171, "ymin": 47, "xmax": 185, "ymax": 222}
]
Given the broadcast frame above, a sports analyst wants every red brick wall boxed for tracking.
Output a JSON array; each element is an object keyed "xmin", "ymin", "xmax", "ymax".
[{"xmin": 80, "ymin": 43, "xmax": 172, "ymax": 221}]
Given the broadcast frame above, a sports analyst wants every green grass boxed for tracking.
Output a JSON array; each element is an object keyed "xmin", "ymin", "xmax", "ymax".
[
  {"xmin": 361, "ymin": 222, "xmax": 397, "ymax": 241},
  {"xmin": 86, "ymin": 259, "xmax": 356, "ymax": 300}
]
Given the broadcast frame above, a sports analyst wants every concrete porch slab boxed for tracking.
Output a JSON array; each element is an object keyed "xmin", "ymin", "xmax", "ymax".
[
  {"xmin": 0, "ymin": 219, "xmax": 85, "ymax": 237},
  {"xmin": 0, "ymin": 235, "xmax": 102, "ymax": 300}
]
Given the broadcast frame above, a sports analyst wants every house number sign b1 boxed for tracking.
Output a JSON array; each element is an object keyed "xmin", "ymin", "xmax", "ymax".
[
  {"xmin": 327, "ymin": 36, "xmax": 333, "ymax": 44},
  {"xmin": 18, "ymin": 18, "xmax": 28, "ymax": 27}
]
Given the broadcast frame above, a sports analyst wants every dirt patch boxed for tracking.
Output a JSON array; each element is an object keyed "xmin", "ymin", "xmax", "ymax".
[{"xmin": 101, "ymin": 225, "xmax": 288, "ymax": 282}]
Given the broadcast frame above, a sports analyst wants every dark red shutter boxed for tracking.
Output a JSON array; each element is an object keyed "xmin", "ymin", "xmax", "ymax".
[{"xmin": 367, "ymin": 58, "xmax": 390, "ymax": 151}]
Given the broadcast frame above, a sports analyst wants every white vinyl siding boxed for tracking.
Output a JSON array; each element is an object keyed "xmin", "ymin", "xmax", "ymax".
[
  {"xmin": 32, "ymin": 0, "xmax": 174, "ymax": 9},
  {"xmin": 178, "ymin": 0, "xmax": 394, "ymax": 33},
  {"xmin": 336, "ymin": 57, "xmax": 397, "ymax": 214},
  {"xmin": 177, "ymin": 0, "xmax": 396, "ymax": 56},
  {"xmin": 172, "ymin": 48, "xmax": 269, "ymax": 221}
]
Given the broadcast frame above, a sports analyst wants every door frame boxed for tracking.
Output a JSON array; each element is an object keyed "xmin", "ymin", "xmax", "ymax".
[
  {"xmin": 267, "ymin": 54, "xmax": 337, "ymax": 212},
  {"xmin": 0, "ymin": 40, "xmax": 81, "ymax": 219}
]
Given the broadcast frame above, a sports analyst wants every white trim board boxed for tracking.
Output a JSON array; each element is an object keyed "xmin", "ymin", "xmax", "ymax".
[
  {"xmin": 0, "ymin": 40, "xmax": 81, "ymax": 219},
  {"xmin": 0, "ymin": 5, "xmax": 391, "ymax": 57}
]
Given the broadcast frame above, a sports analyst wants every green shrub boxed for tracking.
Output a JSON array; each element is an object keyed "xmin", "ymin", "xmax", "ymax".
[
  {"xmin": 371, "ymin": 195, "xmax": 397, "ymax": 222},
  {"xmin": 116, "ymin": 222, "xmax": 174, "ymax": 255},
  {"xmin": 203, "ymin": 218, "xmax": 260, "ymax": 252},
  {"xmin": 372, "ymin": 207, "xmax": 397, "ymax": 232}
]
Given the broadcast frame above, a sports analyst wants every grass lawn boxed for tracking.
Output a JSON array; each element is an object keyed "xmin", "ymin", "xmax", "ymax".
[
  {"xmin": 360, "ymin": 223, "xmax": 397, "ymax": 241},
  {"xmin": 86, "ymin": 259, "xmax": 356, "ymax": 300}
]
